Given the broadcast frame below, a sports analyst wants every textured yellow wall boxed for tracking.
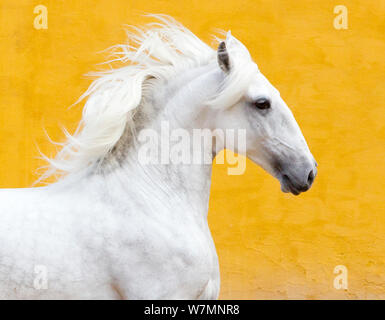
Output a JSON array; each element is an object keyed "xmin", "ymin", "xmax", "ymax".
[{"xmin": 0, "ymin": 0, "xmax": 384, "ymax": 299}]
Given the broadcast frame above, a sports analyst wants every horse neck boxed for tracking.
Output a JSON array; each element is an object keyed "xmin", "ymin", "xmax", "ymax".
[{"xmin": 98, "ymin": 63, "xmax": 223, "ymax": 219}]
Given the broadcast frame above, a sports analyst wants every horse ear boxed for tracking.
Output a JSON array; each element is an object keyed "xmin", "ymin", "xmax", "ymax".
[{"xmin": 217, "ymin": 41, "xmax": 230, "ymax": 73}]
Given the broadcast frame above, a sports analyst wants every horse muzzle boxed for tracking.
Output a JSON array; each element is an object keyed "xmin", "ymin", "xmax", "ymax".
[{"xmin": 278, "ymin": 161, "xmax": 317, "ymax": 196}]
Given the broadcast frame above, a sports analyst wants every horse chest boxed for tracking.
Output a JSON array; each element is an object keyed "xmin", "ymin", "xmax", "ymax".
[{"xmin": 109, "ymin": 210, "xmax": 220, "ymax": 299}]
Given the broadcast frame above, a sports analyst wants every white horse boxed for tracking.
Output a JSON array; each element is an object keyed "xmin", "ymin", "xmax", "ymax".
[{"xmin": 0, "ymin": 15, "xmax": 317, "ymax": 299}]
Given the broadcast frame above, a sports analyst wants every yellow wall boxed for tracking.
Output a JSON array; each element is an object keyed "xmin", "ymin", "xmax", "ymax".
[{"xmin": 0, "ymin": 0, "xmax": 384, "ymax": 299}]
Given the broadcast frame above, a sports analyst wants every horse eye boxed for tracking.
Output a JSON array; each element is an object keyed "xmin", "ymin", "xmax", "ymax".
[{"xmin": 254, "ymin": 98, "xmax": 271, "ymax": 110}]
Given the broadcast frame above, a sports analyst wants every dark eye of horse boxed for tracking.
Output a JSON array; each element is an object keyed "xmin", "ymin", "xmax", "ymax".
[{"xmin": 254, "ymin": 98, "xmax": 271, "ymax": 110}]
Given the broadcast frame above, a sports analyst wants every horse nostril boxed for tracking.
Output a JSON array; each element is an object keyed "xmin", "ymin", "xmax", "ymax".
[{"xmin": 307, "ymin": 170, "xmax": 315, "ymax": 186}]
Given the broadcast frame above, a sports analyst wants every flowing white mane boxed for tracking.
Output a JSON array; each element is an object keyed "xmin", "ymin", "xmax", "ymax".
[{"xmin": 40, "ymin": 14, "xmax": 255, "ymax": 182}]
